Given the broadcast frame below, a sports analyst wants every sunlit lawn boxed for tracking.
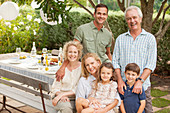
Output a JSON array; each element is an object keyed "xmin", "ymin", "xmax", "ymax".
[
  {"xmin": 151, "ymin": 89, "xmax": 169, "ymax": 97},
  {"xmin": 155, "ymin": 108, "xmax": 170, "ymax": 113},
  {"xmin": 151, "ymin": 88, "xmax": 170, "ymax": 112}
]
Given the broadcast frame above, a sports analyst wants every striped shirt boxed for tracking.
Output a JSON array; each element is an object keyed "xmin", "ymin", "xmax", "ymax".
[{"xmin": 112, "ymin": 29, "xmax": 157, "ymax": 91}]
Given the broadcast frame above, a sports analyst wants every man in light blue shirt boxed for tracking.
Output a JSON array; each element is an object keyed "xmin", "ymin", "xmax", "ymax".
[{"xmin": 112, "ymin": 6, "xmax": 157, "ymax": 113}]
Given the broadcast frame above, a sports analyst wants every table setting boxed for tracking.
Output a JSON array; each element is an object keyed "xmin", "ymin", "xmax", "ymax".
[{"xmin": 0, "ymin": 45, "xmax": 63, "ymax": 85}]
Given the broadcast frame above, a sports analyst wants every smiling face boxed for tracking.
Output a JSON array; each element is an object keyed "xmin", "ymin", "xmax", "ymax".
[
  {"xmin": 94, "ymin": 7, "xmax": 108, "ymax": 25},
  {"xmin": 100, "ymin": 66, "xmax": 113, "ymax": 84},
  {"xmin": 125, "ymin": 70, "xmax": 139, "ymax": 85},
  {"xmin": 125, "ymin": 9, "xmax": 142, "ymax": 32},
  {"xmin": 67, "ymin": 45, "xmax": 79, "ymax": 62},
  {"xmin": 85, "ymin": 57, "xmax": 100, "ymax": 76}
]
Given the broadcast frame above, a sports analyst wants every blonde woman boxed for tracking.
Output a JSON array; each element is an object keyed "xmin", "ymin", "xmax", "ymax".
[
  {"xmin": 51, "ymin": 41, "xmax": 83, "ymax": 113},
  {"xmin": 76, "ymin": 53, "xmax": 121, "ymax": 113}
]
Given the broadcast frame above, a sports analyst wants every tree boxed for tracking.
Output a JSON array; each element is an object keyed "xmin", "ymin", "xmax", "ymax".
[{"xmin": 68, "ymin": 0, "xmax": 87, "ymax": 7}]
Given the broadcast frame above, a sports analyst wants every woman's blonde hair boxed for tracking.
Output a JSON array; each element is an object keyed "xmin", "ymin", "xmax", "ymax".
[
  {"xmin": 63, "ymin": 41, "xmax": 83, "ymax": 61},
  {"xmin": 81, "ymin": 53, "xmax": 101, "ymax": 79}
]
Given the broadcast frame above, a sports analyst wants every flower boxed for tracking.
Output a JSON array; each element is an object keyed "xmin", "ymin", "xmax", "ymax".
[
  {"xmin": 26, "ymin": 26, "xmax": 30, "ymax": 30},
  {"xmin": 33, "ymin": 30, "xmax": 36, "ymax": 35},
  {"xmin": 27, "ymin": 15, "xmax": 32, "ymax": 21},
  {"xmin": 5, "ymin": 22, "xmax": 11, "ymax": 27},
  {"xmin": 34, "ymin": 18, "xmax": 41, "ymax": 23},
  {"xmin": 14, "ymin": 27, "xmax": 18, "ymax": 30},
  {"xmin": 19, "ymin": 22, "xmax": 24, "ymax": 25}
]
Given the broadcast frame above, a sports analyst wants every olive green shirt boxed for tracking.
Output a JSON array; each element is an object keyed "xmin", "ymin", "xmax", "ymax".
[{"xmin": 74, "ymin": 21, "xmax": 112, "ymax": 63}]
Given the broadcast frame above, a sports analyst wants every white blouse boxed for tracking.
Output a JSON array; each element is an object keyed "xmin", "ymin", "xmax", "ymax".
[
  {"xmin": 51, "ymin": 65, "xmax": 81, "ymax": 98},
  {"xmin": 88, "ymin": 81, "xmax": 118, "ymax": 106}
]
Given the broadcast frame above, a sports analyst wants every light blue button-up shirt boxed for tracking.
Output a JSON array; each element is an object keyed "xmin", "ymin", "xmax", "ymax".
[{"xmin": 112, "ymin": 29, "xmax": 157, "ymax": 91}]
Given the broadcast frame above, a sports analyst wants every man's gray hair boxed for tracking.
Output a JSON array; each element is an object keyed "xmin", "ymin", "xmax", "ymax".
[{"xmin": 124, "ymin": 6, "xmax": 143, "ymax": 18}]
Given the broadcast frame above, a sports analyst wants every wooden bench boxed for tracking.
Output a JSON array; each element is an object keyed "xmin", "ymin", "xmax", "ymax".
[{"xmin": 0, "ymin": 68, "xmax": 75, "ymax": 113}]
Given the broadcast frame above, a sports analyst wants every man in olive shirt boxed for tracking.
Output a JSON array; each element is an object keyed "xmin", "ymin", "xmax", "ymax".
[
  {"xmin": 56, "ymin": 4, "xmax": 112, "ymax": 81},
  {"xmin": 74, "ymin": 4, "xmax": 112, "ymax": 63},
  {"xmin": 74, "ymin": 21, "xmax": 112, "ymax": 63}
]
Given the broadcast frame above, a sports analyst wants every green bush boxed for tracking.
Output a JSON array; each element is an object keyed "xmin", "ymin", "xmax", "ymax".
[
  {"xmin": 107, "ymin": 15, "xmax": 128, "ymax": 39},
  {"xmin": 0, "ymin": 6, "xmax": 41, "ymax": 53},
  {"xmin": 38, "ymin": 12, "xmax": 93, "ymax": 50}
]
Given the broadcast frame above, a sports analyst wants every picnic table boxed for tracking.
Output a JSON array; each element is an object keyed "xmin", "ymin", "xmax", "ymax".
[{"xmin": 0, "ymin": 53, "xmax": 60, "ymax": 113}]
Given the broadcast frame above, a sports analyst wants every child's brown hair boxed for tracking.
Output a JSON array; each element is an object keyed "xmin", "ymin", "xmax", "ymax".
[
  {"xmin": 125, "ymin": 63, "xmax": 140, "ymax": 75},
  {"xmin": 97, "ymin": 62, "xmax": 115, "ymax": 82},
  {"xmin": 94, "ymin": 62, "xmax": 115, "ymax": 90}
]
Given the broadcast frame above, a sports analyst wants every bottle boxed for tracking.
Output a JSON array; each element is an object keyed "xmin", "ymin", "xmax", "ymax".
[
  {"xmin": 31, "ymin": 42, "xmax": 37, "ymax": 57},
  {"xmin": 41, "ymin": 53, "xmax": 44, "ymax": 63},
  {"xmin": 59, "ymin": 47, "xmax": 63, "ymax": 63}
]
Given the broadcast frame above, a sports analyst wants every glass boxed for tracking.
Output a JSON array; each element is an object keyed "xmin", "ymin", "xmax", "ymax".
[
  {"xmin": 42, "ymin": 48, "xmax": 47, "ymax": 55},
  {"xmin": 48, "ymin": 50, "xmax": 52, "ymax": 57},
  {"xmin": 47, "ymin": 50, "xmax": 52, "ymax": 67},
  {"xmin": 42, "ymin": 48, "xmax": 48, "ymax": 61},
  {"xmin": 16, "ymin": 47, "xmax": 21, "ymax": 59}
]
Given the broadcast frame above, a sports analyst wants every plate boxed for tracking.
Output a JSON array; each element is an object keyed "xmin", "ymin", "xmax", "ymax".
[
  {"xmin": 27, "ymin": 65, "xmax": 39, "ymax": 69},
  {"xmin": 44, "ymin": 69, "xmax": 56, "ymax": 75},
  {"xmin": 9, "ymin": 60, "xmax": 21, "ymax": 64}
]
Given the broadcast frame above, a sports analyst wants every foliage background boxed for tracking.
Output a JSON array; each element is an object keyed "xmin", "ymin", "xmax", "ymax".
[{"xmin": 0, "ymin": 6, "xmax": 41, "ymax": 53}]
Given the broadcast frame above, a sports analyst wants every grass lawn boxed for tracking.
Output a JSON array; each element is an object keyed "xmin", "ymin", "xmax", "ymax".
[
  {"xmin": 151, "ymin": 89, "xmax": 169, "ymax": 97},
  {"xmin": 155, "ymin": 108, "xmax": 170, "ymax": 113},
  {"xmin": 152, "ymin": 98, "xmax": 170, "ymax": 108},
  {"xmin": 151, "ymin": 88, "xmax": 170, "ymax": 111}
]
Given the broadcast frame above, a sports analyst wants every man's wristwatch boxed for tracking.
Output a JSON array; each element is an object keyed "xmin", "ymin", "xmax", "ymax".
[{"xmin": 136, "ymin": 77, "xmax": 145, "ymax": 83}]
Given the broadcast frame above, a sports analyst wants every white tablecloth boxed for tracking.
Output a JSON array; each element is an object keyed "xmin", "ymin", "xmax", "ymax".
[{"xmin": 0, "ymin": 53, "xmax": 59, "ymax": 85}]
